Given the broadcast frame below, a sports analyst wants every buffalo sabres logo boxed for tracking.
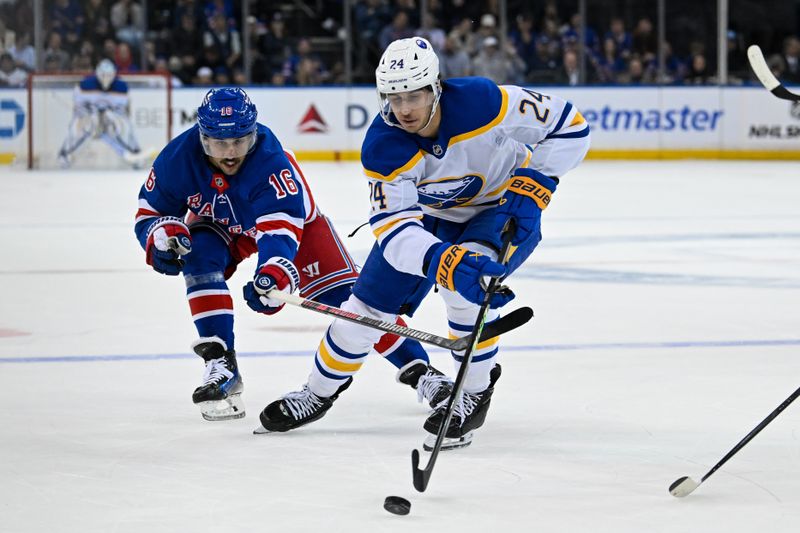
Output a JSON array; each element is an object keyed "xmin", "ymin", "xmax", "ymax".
[{"xmin": 417, "ymin": 175, "xmax": 484, "ymax": 209}]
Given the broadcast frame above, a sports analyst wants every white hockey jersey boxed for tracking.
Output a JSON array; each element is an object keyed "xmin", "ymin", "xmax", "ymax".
[{"xmin": 362, "ymin": 76, "xmax": 590, "ymax": 276}]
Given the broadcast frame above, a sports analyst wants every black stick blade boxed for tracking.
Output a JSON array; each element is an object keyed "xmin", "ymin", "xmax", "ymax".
[
  {"xmin": 450, "ymin": 306, "xmax": 534, "ymax": 351},
  {"xmin": 411, "ymin": 449, "xmax": 430, "ymax": 492}
]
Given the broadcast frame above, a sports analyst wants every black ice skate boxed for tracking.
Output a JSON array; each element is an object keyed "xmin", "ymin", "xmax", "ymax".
[
  {"xmin": 396, "ymin": 360, "xmax": 453, "ymax": 408},
  {"xmin": 191, "ymin": 338, "xmax": 244, "ymax": 421},
  {"xmin": 423, "ymin": 363, "xmax": 502, "ymax": 451},
  {"xmin": 253, "ymin": 378, "xmax": 353, "ymax": 434}
]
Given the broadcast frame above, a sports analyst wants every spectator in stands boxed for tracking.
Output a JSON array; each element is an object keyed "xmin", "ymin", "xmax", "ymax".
[
  {"xmin": 605, "ymin": 17, "xmax": 632, "ymax": 61},
  {"xmin": 661, "ymin": 41, "xmax": 687, "ymax": 84},
  {"xmin": 203, "ymin": 11, "xmax": 242, "ymax": 70},
  {"xmin": 447, "ymin": 16, "xmax": 477, "ymax": 56},
  {"xmin": 561, "ymin": 12, "xmax": 598, "ymax": 55},
  {"xmin": 378, "ymin": 10, "xmax": 415, "ymax": 51},
  {"xmin": 213, "ymin": 66, "xmax": 231, "ymax": 85},
  {"xmin": 353, "ymin": 0, "xmax": 392, "ymax": 58},
  {"xmin": 283, "ymin": 38, "xmax": 329, "ymax": 85},
  {"xmin": 439, "ymin": 34, "xmax": 472, "ymax": 79},
  {"xmin": 619, "ymin": 55, "xmax": 654, "ymax": 85},
  {"xmin": 8, "ymin": 30, "xmax": 35, "ymax": 71},
  {"xmin": 417, "ymin": 11, "xmax": 446, "ymax": 51},
  {"xmin": 471, "ymin": 35, "xmax": 526, "ymax": 85},
  {"xmin": 72, "ymin": 40, "xmax": 97, "ymax": 71},
  {"xmin": 83, "ymin": 0, "xmax": 113, "ymax": 49},
  {"xmin": 195, "ymin": 65, "xmax": 213, "ymax": 84},
  {"xmin": 555, "ymin": 49, "xmax": 581, "ymax": 86},
  {"xmin": 153, "ymin": 56, "xmax": 183, "ymax": 87},
  {"xmin": 204, "ymin": 0, "xmax": 236, "ymax": 24},
  {"xmin": 0, "ymin": 52, "xmax": 28, "ymax": 87},
  {"xmin": 51, "ymin": 0, "xmax": 84, "ymax": 54},
  {"xmin": 509, "ymin": 12, "xmax": 538, "ymax": 80},
  {"xmin": 781, "ymin": 36, "xmax": 800, "ymax": 83},
  {"xmin": 469, "ymin": 13, "xmax": 498, "ymax": 56},
  {"xmin": 172, "ymin": 12, "xmax": 204, "ymax": 81},
  {"xmin": 114, "ymin": 41, "xmax": 138, "ymax": 73},
  {"xmin": 726, "ymin": 30, "xmax": 749, "ymax": 83},
  {"xmin": 110, "ymin": 0, "xmax": 144, "ymax": 47},
  {"xmin": 593, "ymin": 37, "xmax": 627, "ymax": 84},
  {"xmin": 258, "ymin": 12, "xmax": 292, "ymax": 82},
  {"xmin": 44, "ymin": 31, "xmax": 71, "ymax": 72},
  {"xmin": 631, "ymin": 17, "xmax": 657, "ymax": 64},
  {"xmin": 684, "ymin": 52, "xmax": 711, "ymax": 85}
]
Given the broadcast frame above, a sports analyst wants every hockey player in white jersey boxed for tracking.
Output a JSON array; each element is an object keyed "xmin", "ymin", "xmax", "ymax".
[
  {"xmin": 257, "ymin": 37, "xmax": 590, "ymax": 449},
  {"xmin": 58, "ymin": 59, "xmax": 142, "ymax": 168}
]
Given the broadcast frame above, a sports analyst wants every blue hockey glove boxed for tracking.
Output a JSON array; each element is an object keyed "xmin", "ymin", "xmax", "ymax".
[
  {"xmin": 495, "ymin": 168, "xmax": 558, "ymax": 246},
  {"xmin": 145, "ymin": 217, "xmax": 192, "ymax": 276},
  {"xmin": 424, "ymin": 243, "xmax": 515, "ymax": 308},
  {"xmin": 243, "ymin": 257, "xmax": 300, "ymax": 315}
]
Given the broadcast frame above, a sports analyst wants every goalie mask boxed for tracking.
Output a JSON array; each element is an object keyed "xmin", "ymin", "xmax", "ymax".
[
  {"xmin": 197, "ymin": 87, "xmax": 258, "ymax": 159},
  {"xmin": 95, "ymin": 59, "xmax": 117, "ymax": 90},
  {"xmin": 375, "ymin": 37, "xmax": 442, "ymax": 131}
]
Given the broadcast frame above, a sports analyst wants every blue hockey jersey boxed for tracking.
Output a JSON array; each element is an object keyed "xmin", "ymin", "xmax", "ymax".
[{"xmin": 134, "ymin": 123, "xmax": 317, "ymax": 269}]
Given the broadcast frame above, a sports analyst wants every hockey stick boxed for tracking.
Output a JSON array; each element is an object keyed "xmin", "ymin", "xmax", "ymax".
[
  {"xmin": 747, "ymin": 44, "xmax": 800, "ymax": 101},
  {"xmin": 411, "ymin": 220, "xmax": 517, "ymax": 492},
  {"xmin": 669, "ymin": 384, "xmax": 800, "ymax": 497},
  {"xmin": 265, "ymin": 289, "xmax": 532, "ymax": 352}
]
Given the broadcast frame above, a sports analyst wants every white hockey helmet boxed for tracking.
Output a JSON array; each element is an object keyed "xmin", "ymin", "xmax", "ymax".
[
  {"xmin": 95, "ymin": 59, "xmax": 117, "ymax": 90},
  {"xmin": 375, "ymin": 37, "xmax": 442, "ymax": 129}
]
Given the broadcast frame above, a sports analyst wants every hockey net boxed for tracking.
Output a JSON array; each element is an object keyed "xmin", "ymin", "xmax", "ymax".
[{"xmin": 28, "ymin": 72, "xmax": 172, "ymax": 170}]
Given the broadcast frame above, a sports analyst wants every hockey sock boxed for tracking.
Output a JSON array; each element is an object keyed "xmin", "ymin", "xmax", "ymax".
[
  {"xmin": 308, "ymin": 327, "xmax": 368, "ymax": 398},
  {"xmin": 185, "ymin": 271, "xmax": 235, "ymax": 349},
  {"xmin": 448, "ymin": 309, "xmax": 500, "ymax": 394},
  {"xmin": 374, "ymin": 316, "xmax": 430, "ymax": 369}
]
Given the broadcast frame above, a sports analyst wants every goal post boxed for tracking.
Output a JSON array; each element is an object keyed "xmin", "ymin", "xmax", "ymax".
[{"xmin": 27, "ymin": 72, "xmax": 172, "ymax": 170}]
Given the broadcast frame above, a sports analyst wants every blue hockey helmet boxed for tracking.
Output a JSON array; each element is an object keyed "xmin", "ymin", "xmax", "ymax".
[{"xmin": 197, "ymin": 87, "xmax": 258, "ymax": 139}]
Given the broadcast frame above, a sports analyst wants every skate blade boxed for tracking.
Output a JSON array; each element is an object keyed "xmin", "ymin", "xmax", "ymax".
[
  {"xmin": 253, "ymin": 424, "xmax": 272, "ymax": 435},
  {"xmin": 423, "ymin": 431, "xmax": 473, "ymax": 451},
  {"xmin": 198, "ymin": 395, "xmax": 245, "ymax": 421}
]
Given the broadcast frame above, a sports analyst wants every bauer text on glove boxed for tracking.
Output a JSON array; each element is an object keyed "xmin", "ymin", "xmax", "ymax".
[
  {"xmin": 424, "ymin": 243, "xmax": 514, "ymax": 308},
  {"xmin": 495, "ymin": 168, "xmax": 557, "ymax": 246}
]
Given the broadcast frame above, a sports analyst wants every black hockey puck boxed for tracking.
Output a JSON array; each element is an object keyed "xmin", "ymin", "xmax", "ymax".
[{"xmin": 383, "ymin": 495, "xmax": 411, "ymax": 515}]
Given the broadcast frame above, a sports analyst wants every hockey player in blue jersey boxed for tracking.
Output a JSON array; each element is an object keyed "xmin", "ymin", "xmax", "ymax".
[
  {"xmin": 135, "ymin": 87, "xmax": 450, "ymax": 422},
  {"xmin": 257, "ymin": 37, "xmax": 590, "ymax": 449},
  {"xmin": 58, "ymin": 59, "xmax": 142, "ymax": 168}
]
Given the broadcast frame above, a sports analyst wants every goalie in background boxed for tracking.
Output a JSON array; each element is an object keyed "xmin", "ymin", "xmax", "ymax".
[{"xmin": 57, "ymin": 59, "xmax": 142, "ymax": 168}]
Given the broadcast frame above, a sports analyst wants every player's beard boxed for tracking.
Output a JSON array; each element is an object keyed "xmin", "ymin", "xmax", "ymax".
[{"xmin": 211, "ymin": 156, "xmax": 245, "ymax": 175}]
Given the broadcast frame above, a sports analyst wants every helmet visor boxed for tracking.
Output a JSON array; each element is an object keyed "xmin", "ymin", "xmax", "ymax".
[
  {"xmin": 200, "ymin": 131, "xmax": 256, "ymax": 159},
  {"xmin": 379, "ymin": 89, "xmax": 435, "ymax": 118}
]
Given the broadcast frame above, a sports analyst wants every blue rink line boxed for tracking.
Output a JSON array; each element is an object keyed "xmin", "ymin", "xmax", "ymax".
[{"xmin": 2, "ymin": 338, "xmax": 800, "ymax": 364}]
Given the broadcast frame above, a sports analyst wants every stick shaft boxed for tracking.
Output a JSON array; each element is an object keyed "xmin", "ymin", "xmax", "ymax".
[{"xmin": 700, "ymin": 385, "xmax": 800, "ymax": 483}]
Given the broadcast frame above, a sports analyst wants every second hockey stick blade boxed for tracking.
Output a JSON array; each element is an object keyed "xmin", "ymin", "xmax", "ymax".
[{"xmin": 266, "ymin": 289, "xmax": 532, "ymax": 351}]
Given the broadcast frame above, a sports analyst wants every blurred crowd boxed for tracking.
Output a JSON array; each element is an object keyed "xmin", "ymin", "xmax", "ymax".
[{"xmin": 1, "ymin": 0, "xmax": 799, "ymax": 88}]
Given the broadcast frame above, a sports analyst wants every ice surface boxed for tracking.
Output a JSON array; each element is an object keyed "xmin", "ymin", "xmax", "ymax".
[{"xmin": 1, "ymin": 161, "xmax": 799, "ymax": 532}]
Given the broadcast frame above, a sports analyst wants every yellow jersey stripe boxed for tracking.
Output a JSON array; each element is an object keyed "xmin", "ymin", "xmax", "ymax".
[
  {"xmin": 447, "ymin": 334, "xmax": 500, "ymax": 351},
  {"xmin": 569, "ymin": 110, "xmax": 585, "ymax": 126},
  {"xmin": 448, "ymin": 86, "xmax": 509, "ymax": 147},
  {"xmin": 318, "ymin": 342, "xmax": 363, "ymax": 373},
  {"xmin": 364, "ymin": 150, "xmax": 424, "ymax": 182},
  {"xmin": 372, "ymin": 215, "xmax": 423, "ymax": 239}
]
